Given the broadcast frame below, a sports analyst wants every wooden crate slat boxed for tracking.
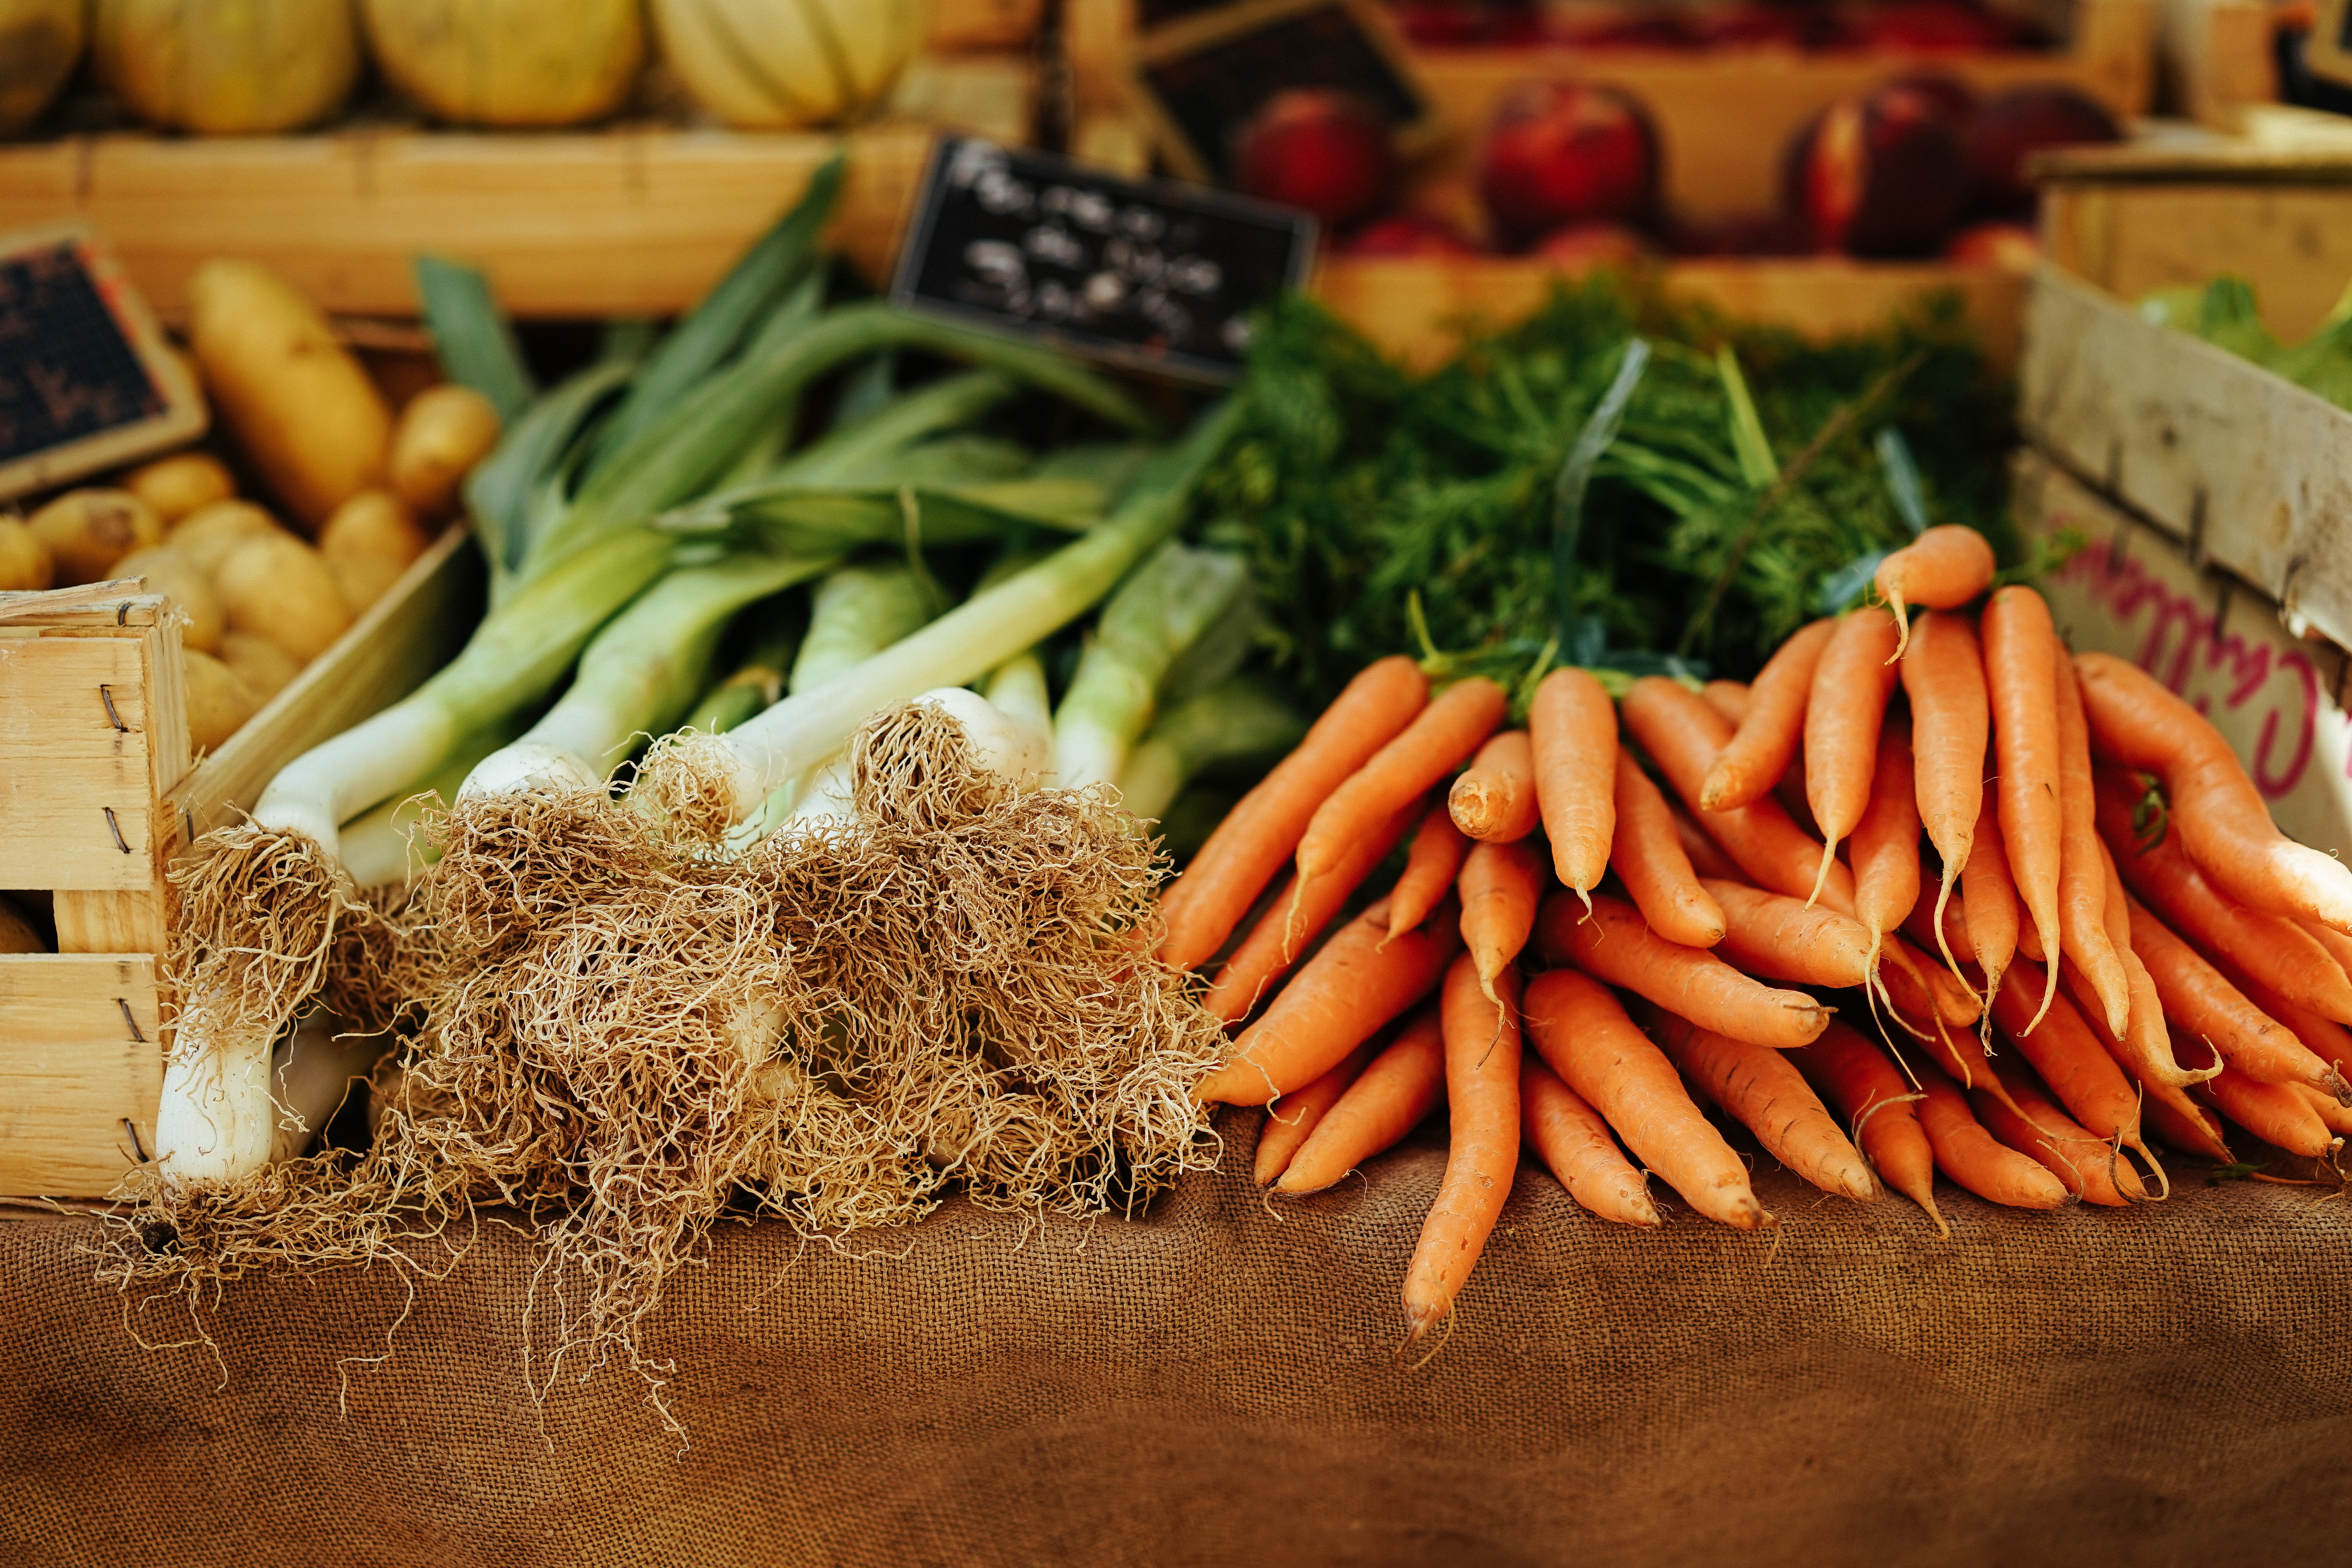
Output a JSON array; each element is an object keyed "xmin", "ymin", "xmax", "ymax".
[
  {"xmin": 0, "ymin": 634, "xmax": 167, "ymax": 891},
  {"xmin": 53, "ymin": 890, "xmax": 169, "ymax": 955},
  {"xmin": 0, "ymin": 954, "xmax": 162, "ymax": 1197}
]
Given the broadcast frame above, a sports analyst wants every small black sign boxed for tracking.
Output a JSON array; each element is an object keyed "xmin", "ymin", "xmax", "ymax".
[{"xmin": 889, "ymin": 135, "xmax": 1317, "ymax": 385}]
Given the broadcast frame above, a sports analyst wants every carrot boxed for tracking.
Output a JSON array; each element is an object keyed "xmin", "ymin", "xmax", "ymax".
[
  {"xmin": 1875, "ymin": 525, "xmax": 1996, "ymax": 657},
  {"xmin": 1518, "ymin": 1055, "xmax": 1659, "ymax": 1227},
  {"xmin": 1803, "ymin": 607, "xmax": 1903, "ymax": 903},
  {"xmin": 1296, "ymin": 674, "xmax": 1506, "ymax": 887},
  {"xmin": 1388, "ymin": 800, "xmax": 1472, "ymax": 939},
  {"xmin": 1538, "ymin": 890, "xmax": 1832, "ymax": 1049},
  {"xmin": 1252, "ymin": 1038, "xmax": 1379, "ymax": 1187},
  {"xmin": 1874, "ymin": 940, "xmax": 2000, "ymax": 1101},
  {"xmin": 1613, "ymin": 753, "xmax": 1726, "ymax": 947},
  {"xmin": 1776, "ymin": 742, "xmax": 1819, "ymax": 836},
  {"xmin": 1703, "ymin": 878, "xmax": 1874, "ymax": 989},
  {"xmin": 1792, "ymin": 1019, "xmax": 1943, "ymax": 1230},
  {"xmin": 1910, "ymin": 1067, "xmax": 2070, "ymax": 1209},
  {"xmin": 1446, "ymin": 728, "xmax": 1538, "ymax": 843},
  {"xmin": 2206, "ymin": 965, "xmax": 2352, "ymax": 1108},
  {"xmin": 1205, "ymin": 799, "xmax": 1420, "ymax": 1025},
  {"xmin": 1700, "ymin": 616, "xmax": 1836, "ymax": 811},
  {"xmin": 1671, "ymin": 801, "xmax": 1742, "ymax": 882},
  {"xmin": 1975, "ymin": 1060, "xmax": 2146, "ymax": 1205},
  {"xmin": 2078, "ymin": 650, "xmax": 2352, "ymax": 934},
  {"xmin": 1961, "ymin": 805, "xmax": 2021, "ymax": 1007},
  {"xmin": 1988, "ymin": 959, "xmax": 2147, "ymax": 1157},
  {"xmin": 2197, "ymin": 1065, "xmax": 2341, "ymax": 1159},
  {"xmin": 1899, "ymin": 610, "xmax": 1989, "ymax": 971},
  {"xmin": 1621, "ymin": 677, "xmax": 1857, "ymax": 911},
  {"xmin": 1401, "ymin": 958, "xmax": 1523, "ymax": 1348},
  {"xmin": 1700, "ymin": 679, "xmax": 1749, "ymax": 728},
  {"xmin": 2127, "ymin": 895, "xmax": 2344, "ymax": 1095},
  {"xmin": 2050, "ymin": 651, "xmax": 2130, "ymax": 1038},
  {"xmin": 2294, "ymin": 1082, "xmax": 2352, "ymax": 1138},
  {"xmin": 1888, "ymin": 934, "xmax": 1982, "ymax": 1029},
  {"xmin": 1196, "ymin": 896, "xmax": 1462, "ymax": 1105},
  {"xmin": 1162, "ymin": 654, "xmax": 1428, "ymax": 969},
  {"xmin": 1459, "ymin": 838, "xmax": 1546, "ymax": 1005},
  {"xmin": 1900, "ymin": 887, "xmax": 1976, "ymax": 967},
  {"xmin": 2095, "ymin": 768, "xmax": 2352, "ymax": 1024},
  {"xmin": 1983, "ymin": 586, "xmax": 2066, "ymax": 1033},
  {"xmin": 2142, "ymin": 1090, "xmax": 2234, "ymax": 1162},
  {"xmin": 2299, "ymin": 917, "xmax": 2352, "ymax": 983},
  {"xmin": 1522, "ymin": 969, "xmax": 1772, "ymax": 1229},
  {"xmin": 2056, "ymin": 952, "xmax": 2207, "ymax": 1095},
  {"xmin": 1528, "ymin": 667, "xmax": 1617, "ymax": 906},
  {"xmin": 1647, "ymin": 1005, "xmax": 1877, "ymax": 1200},
  {"xmin": 1276, "ymin": 1004, "xmax": 1446, "ymax": 1195},
  {"xmin": 1851, "ymin": 714, "xmax": 1923, "ymax": 973}
]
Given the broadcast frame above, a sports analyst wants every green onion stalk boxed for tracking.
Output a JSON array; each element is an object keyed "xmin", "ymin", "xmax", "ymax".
[
  {"xmin": 1116, "ymin": 678, "xmax": 1308, "ymax": 824},
  {"xmin": 1049, "ymin": 542, "xmax": 1249, "ymax": 791},
  {"xmin": 768, "ymin": 561, "xmax": 938, "ymax": 825},
  {"xmin": 679, "ymin": 595, "xmax": 809, "ymax": 738}
]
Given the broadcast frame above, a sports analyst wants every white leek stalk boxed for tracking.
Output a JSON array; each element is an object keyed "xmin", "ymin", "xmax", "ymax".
[
  {"xmin": 1050, "ymin": 542, "xmax": 1248, "ymax": 790},
  {"xmin": 1116, "ymin": 678, "xmax": 1309, "ymax": 823},
  {"xmin": 337, "ymin": 712, "xmax": 526, "ymax": 889},
  {"xmin": 775, "ymin": 562, "xmax": 937, "ymax": 823},
  {"xmin": 155, "ymin": 1013, "xmax": 277, "ymax": 1186}
]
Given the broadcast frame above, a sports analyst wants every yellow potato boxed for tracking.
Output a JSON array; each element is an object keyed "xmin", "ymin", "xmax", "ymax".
[
  {"xmin": 320, "ymin": 489, "xmax": 430, "ymax": 569},
  {"xmin": 183, "ymin": 647, "xmax": 260, "ymax": 753},
  {"xmin": 389, "ymin": 384, "xmax": 501, "ymax": 517},
  {"xmin": 113, "ymin": 544, "xmax": 225, "ymax": 652},
  {"xmin": 123, "ymin": 451, "xmax": 237, "ymax": 522},
  {"xmin": 0, "ymin": 518, "xmax": 52, "ymax": 591},
  {"xmin": 27, "ymin": 488, "xmax": 163, "ymax": 586},
  {"xmin": 328, "ymin": 552, "xmax": 407, "ymax": 615},
  {"xmin": 215, "ymin": 532, "xmax": 352, "ymax": 662},
  {"xmin": 187, "ymin": 258, "xmax": 391, "ymax": 530},
  {"xmin": 170, "ymin": 500, "xmax": 285, "ymax": 574},
  {"xmin": 217, "ymin": 632, "xmax": 303, "ymax": 702}
]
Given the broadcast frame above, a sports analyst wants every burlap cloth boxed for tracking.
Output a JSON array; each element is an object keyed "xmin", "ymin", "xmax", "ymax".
[{"xmin": 3, "ymin": 1112, "xmax": 2345, "ymax": 1567}]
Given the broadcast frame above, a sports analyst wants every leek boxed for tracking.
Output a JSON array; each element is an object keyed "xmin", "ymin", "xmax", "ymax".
[
  {"xmin": 1117, "ymin": 678, "xmax": 1308, "ymax": 824},
  {"xmin": 337, "ymin": 711, "xmax": 528, "ymax": 889},
  {"xmin": 1050, "ymin": 542, "xmax": 1249, "ymax": 790},
  {"xmin": 414, "ymin": 254, "xmax": 536, "ymax": 424},
  {"xmin": 683, "ymin": 596, "xmax": 808, "ymax": 736},
  {"xmin": 775, "ymin": 562, "xmax": 938, "ymax": 822}
]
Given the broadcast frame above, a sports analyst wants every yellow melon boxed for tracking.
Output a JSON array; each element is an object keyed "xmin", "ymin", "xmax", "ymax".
[
  {"xmin": 362, "ymin": 0, "xmax": 644, "ymax": 129},
  {"xmin": 94, "ymin": 0, "xmax": 358, "ymax": 135},
  {"xmin": 649, "ymin": 0, "xmax": 922, "ymax": 130},
  {"xmin": 0, "ymin": 0, "xmax": 84, "ymax": 135}
]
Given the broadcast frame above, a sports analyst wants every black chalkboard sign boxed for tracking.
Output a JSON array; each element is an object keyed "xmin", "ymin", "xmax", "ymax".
[
  {"xmin": 889, "ymin": 135, "xmax": 1316, "ymax": 384},
  {"xmin": 0, "ymin": 223, "xmax": 206, "ymax": 503}
]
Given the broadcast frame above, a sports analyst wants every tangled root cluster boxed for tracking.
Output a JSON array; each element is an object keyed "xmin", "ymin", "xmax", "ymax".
[{"xmin": 105, "ymin": 706, "xmax": 1226, "ymax": 1419}]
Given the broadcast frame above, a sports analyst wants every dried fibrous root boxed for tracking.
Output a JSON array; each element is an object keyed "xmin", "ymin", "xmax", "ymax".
[
  {"xmin": 630, "ymin": 730, "xmax": 750, "ymax": 849},
  {"xmin": 164, "ymin": 823, "xmax": 352, "ymax": 1061}
]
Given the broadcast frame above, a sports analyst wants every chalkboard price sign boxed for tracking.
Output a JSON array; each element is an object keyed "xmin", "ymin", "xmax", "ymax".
[
  {"xmin": 0, "ymin": 223, "xmax": 206, "ymax": 504},
  {"xmin": 890, "ymin": 135, "xmax": 1316, "ymax": 384}
]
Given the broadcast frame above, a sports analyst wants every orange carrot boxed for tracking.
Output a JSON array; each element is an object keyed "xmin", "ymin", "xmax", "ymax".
[
  {"xmin": 1447, "ymin": 728, "xmax": 1539, "ymax": 843},
  {"xmin": 1875, "ymin": 525, "xmax": 1996, "ymax": 656},
  {"xmin": 1162, "ymin": 654, "xmax": 1428, "ymax": 970},
  {"xmin": 1613, "ymin": 752, "xmax": 1726, "ymax": 947},
  {"xmin": 1701, "ymin": 616, "xmax": 1836, "ymax": 811},
  {"xmin": 1988, "ymin": 959, "xmax": 2146, "ymax": 1152},
  {"xmin": 1961, "ymin": 804, "xmax": 2021, "ymax": 1007},
  {"xmin": 2095, "ymin": 768, "xmax": 2352, "ymax": 1024},
  {"xmin": 1803, "ymin": 607, "xmax": 1904, "ymax": 903},
  {"xmin": 1975, "ymin": 1060, "xmax": 2145, "ymax": 1205},
  {"xmin": 1911, "ymin": 1067, "xmax": 2070, "ymax": 1209},
  {"xmin": 1388, "ymin": 800, "xmax": 1471, "ymax": 939},
  {"xmin": 2299, "ymin": 917, "xmax": 2352, "ymax": 983},
  {"xmin": 1700, "ymin": 679, "xmax": 1750, "ymax": 728},
  {"xmin": 2224, "ymin": 976, "xmax": 2352, "ymax": 1106},
  {"xmin": 1252, "ymin": 1038, "xmax": 1379, "ymax": 1186},
  {"xmin": 1621, "ymin": 677, "xmax": 1858, "ymax": 911},
  {"xmin": 2127, "ymin": 896, "xmax": 2343, "ymax": 1095},
  {"xmin": 1793, "ymin": 1019, "xmax": 1944, "ymax": 1230},
  {"xmin": 1205, "ymin": 799, "xmax": 1420, "ymax": 1025},
  {"xmin": 2143, "ymin": 1090, "xmax": 2234, "ymax": 1162},
  {"xmin": 2057, "ymin": 952, "xmax": 2208, "ymax": 1093},
  {"xmin": 2294, "ymin": 1082, "xmax": 2352, "ymax": 1138},
  {"xmin": 1297, "ymin": 675, "xmax": 1505, "ymax": 888},
  {"xmin": 1401, "ymin": 958, "xmax": 1523, "ymax": 1347},
  {"xmin": 1888, "ymin": 934, "xmax": 1982, "ymax": 1030},
  {"xmin": 1276, "ymin": 1005, "xmax": 1446, "ymax": 1195},
  {"xmin": 1536, "ymin": 891, "xmax": 1831, "ymax": 1049},
  {"xmin": 1522, "ymin": 969, "xmax": 1772, "ymax": 1229},
  {"xmin": 1851, "ymin": 714, "xmax": 1923, "ymax": 972},
  {"xmin": 2197, "ymin": 1065, "xmax": 2341, "ymax": 1159},
  {"xmin": 1528, "ymin": 667, "xmax": 1617, "ymax": 905},
  {"xmin": 1983, "ymin": 586, "xmax": 2065, "ymax": 1032},
  {"xmin": 1196, "ymin": 896, "xmax": 1462, "ymax": 1105},
  {"xmin": 1646, "ymin": 1006, "xmax": 1877, "ymax": 1200},
  {"xmin": 1518, "ymin": 1055, "xmax": 1659, "ymax": 1226},
  {"xmin": 2078, "ymin": 650, "xmax": 2352, "ymax": 934},
  {"xmin": 1671, "ymin": 801, "xmax": 1744, "ymax": 882},
  {"xmin": 1703, "ymin": 878, "xmax": 1875, "ymax": 989},
  {"xmin": 1900, "ymin": 610, "xmax": 1989, "ymax": 968},
  {"xmin": 2051, "ymin": 651, "xmax": 2130, "ymax": 1038},
  {"xmin": 1459, "ymin": 838, "xmax": 1546, "ymax": 1004},
  {"xmin": 1776, "ymin": 742, "xmax": 1819, "ymax": 836},
  {"xmin": 1900, "ymin": 887, "xmax": 1976, "ymax": 967}
]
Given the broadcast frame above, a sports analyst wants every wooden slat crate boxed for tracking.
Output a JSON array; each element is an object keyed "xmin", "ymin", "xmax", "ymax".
[
  {"xmin": 0, "ymin": 527, "xmax": 483, "ymax": 1197},
  {"xmin": 930, "ymin": 0, "xmax": 1046, "ymax": 52}
]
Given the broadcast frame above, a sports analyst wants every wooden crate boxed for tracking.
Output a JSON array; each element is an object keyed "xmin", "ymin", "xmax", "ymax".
[
  {"xmin": 930, "ymin": 0, "xmax": 1046, "ymax": 52},
  {"xmin": 2153, "ymin": 0, "xmax": 2275, "ymax": 126},
  {"xmin": 0, "ymin": 527, "xmax": 483, "ymax": 1197},
  {"xmin": 0, "ymin": 54, "xmax": 1033, "ymax": 322}
]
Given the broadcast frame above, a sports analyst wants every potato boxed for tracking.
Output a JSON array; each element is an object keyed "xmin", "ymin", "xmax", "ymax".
[
  {"xmin": 0, "ymin": 518, "xmax": 52, "ymax": 591},
  {"xmin": 183, "ymin": 648, "xmax": 260, "ymax": 753},
  {"xmin": 170, "ymin": 499, "xmax": 284, "ymax": 574},
  {"xmin": 217, "ymin": 631, "xmax": 303, "ymax": 701},
  {"xmin": 215, "ymin": 532, "xmax": 352, "ymax": 662},
  {"xmin": 389, "ymin": 384, "xmax": 501, "ymax": 517},
  {"xmin": 320, "ymin": 489, "xmax": 430, "ymax": 568},
  {"xmin": 123, "ymin": 451, "xmax": 237, "ymax": 522},
  {"xmin": 112, "ymin": 544, "xmax": 225, "ymax": 652},
  {"xmin": 328, "ymin": 552, "xmax": 407, "ymax": 614},
  {"xmin": 186, "ymin": 258, "xmax": 392, "ymax": 530},
  {"xmin": 27, "ymin": 488, "xmax": 165, "ymax": 586}
]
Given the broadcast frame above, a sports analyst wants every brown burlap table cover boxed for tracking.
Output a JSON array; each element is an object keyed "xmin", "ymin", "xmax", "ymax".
[{"xmin": 3, "ymin": 1116, "xmax": 2345, "ymax": 1567}]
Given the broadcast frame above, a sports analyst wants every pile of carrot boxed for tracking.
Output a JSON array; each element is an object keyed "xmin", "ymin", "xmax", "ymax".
[{"xmin": 1161, "ymin": 525, "xmax": 2352, "ymax": 1350}]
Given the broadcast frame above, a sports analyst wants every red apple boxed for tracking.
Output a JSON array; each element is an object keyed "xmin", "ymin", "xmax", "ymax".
[
  {"xmin": 1234, "ymin": 89, "xmax": 1396, "ymax": 231},
  {"xmin": 1479, "ymin": 82, "xmax": 1662, "ymax": 247},
  {"xmin": 1963, "ymin": 84, "xmax": 2122, "ymax": 217},
  {"xmin": 1342, "ymin": 213, "xmax": 1483, "ymax": 255},
  {"xmin": 1883, "ymin": 70, "xmax": 1980, "ymax": 131},
  {"xmin": 1852, "ymin": 1, "xmax": 2013, "ymax": 49},
  {"xmin": 1391, "ymin": 2, "xmax": 1486, "ymax": 46},
  {"xmin": 1533, "ymin": 221, "xmax": 1654, "ymax": 269},
  {"xmin": 1944, "ymin": 220, "xmax": 2040, "ymax": 270},
  {"xmin": 1789, "ymin": 81, "xmax": 1970, "ymax": 256}
]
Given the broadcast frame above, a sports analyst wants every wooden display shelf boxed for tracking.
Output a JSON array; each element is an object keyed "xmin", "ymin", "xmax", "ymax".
[{"xmin": 0, "ymin": 528, "xmax": 483, "ymax": 1197}]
